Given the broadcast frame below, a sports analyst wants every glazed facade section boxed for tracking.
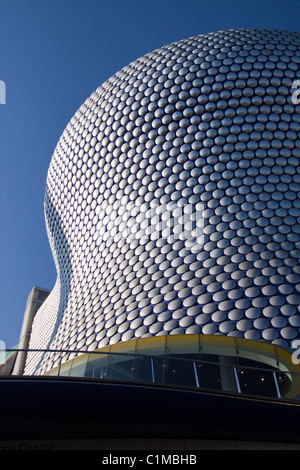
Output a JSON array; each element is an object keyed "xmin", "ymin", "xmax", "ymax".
[
  {"xmin": 25, "ymin": 29, "xmax": 300, "ymax": 375},
  {"xmin": 42, "ymin": 335, "xmax": 300, "ymax": 401}
]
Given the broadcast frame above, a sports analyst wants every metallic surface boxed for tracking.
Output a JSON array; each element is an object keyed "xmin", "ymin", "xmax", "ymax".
[{"xmin": 25, "ymin": 28, "xmax": 300, "ymax": 375}]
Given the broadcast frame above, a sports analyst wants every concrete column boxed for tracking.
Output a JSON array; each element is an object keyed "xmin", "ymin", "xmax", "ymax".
[{"xmin": 12, "ymin": 287, "xmax": 50, "ymax": 375}]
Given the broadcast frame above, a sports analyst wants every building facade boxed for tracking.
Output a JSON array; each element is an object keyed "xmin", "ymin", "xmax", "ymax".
[{"xmin": 23, "ymin": 29, "xmax": 300, "ymax": 398}]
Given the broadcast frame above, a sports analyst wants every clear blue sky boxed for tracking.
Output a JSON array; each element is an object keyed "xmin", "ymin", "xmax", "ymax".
[{"xmin": 0, "ymin": 0, "xmax": 299, "ymax": 348}]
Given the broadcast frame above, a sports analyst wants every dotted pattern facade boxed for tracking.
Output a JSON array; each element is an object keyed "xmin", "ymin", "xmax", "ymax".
[{"xmin": 25, "ymin": 29, "xmax": 300, "ymax": 375}]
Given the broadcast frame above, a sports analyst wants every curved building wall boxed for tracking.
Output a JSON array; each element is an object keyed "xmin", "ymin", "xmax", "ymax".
[{"xmin": 25, "ymin": 28, "xmax": 300, "ymax": 375}]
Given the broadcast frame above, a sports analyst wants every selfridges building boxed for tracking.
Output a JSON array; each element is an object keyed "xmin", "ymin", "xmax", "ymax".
[{"xmin": 24, "ymin": 29, "xmax": 300, "ymax": 397}]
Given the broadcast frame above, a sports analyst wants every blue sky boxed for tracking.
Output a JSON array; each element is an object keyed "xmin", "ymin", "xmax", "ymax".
[{"xmin": 0, "ymin": 0, "xmax": 299, "ymax": 348}]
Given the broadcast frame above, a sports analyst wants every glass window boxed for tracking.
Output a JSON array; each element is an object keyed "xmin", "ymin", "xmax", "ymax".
[
  {"xmin": 84, "ymin": 354, "xmax": 109, "ymax": 379},
  {"xmin": 275, "ymin": 371, "xmax": 292, "ymax": 398},
  {"xmin": 131, "ymin": 356, "xmax": 153, "ymax": 383},
  {"xmin": 107, "ymin": 356, "xmax": 135, "ymax": 381},
  {"xmin": 196, "ymin": 361, "xmax": 222, "ymax": 392},
  {"xmin": 77, "ymin": 344, "xmax": 296, "ymax": 401},
  {"xmin": 236, "ymin": 357, "xmax": 278, "ymax": 398},
  {"xmin": 152, "ymin": 354, "xmax": 198, "ymax": 387}
]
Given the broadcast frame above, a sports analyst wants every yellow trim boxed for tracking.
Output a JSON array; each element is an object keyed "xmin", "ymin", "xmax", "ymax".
[{"xmin": 45, "ymin": 334, "xmax": 300, "ymax": 399}]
